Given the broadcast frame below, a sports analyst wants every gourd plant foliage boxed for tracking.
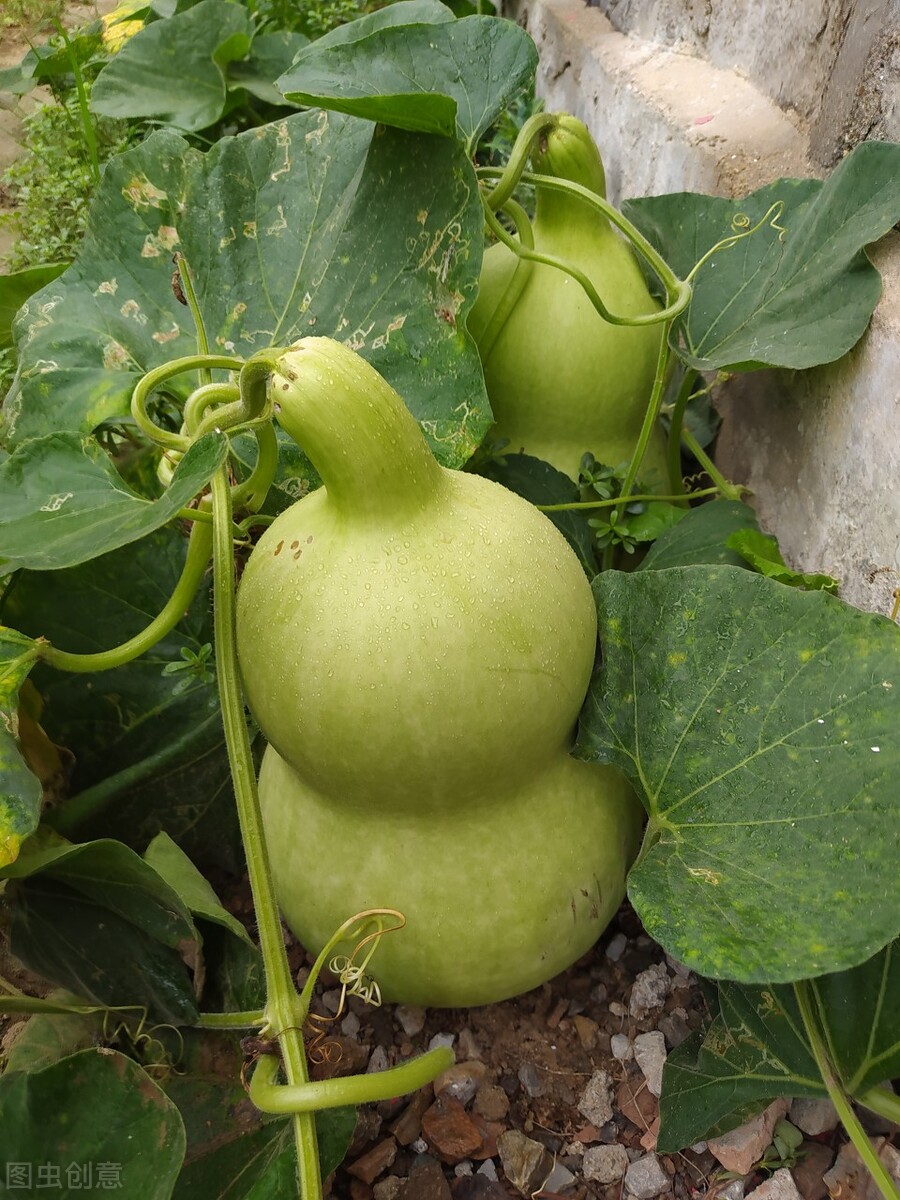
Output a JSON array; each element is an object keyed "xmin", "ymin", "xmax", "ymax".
[{"xmin": 0, "ymin": 1, "xmax": 898, "ymax": 1195}]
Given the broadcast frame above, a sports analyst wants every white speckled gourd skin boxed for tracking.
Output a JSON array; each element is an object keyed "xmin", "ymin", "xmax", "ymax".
[{"xmin": 236, "ymin": 338, "xmax": 642, "ymax": 1006}]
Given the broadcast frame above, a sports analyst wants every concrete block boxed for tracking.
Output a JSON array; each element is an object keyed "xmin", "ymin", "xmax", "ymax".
[
  {"xmin": 715, "ymin": 232, "xmax": 900, "ymax": 617},
  {"xmin": 507, "ymin": 0, "xmax": 811, "ymax": 203}
]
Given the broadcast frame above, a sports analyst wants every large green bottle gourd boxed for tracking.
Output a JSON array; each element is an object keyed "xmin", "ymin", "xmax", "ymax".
[
  {"xmin": 469, "ymin": 114, "xmax": 669, "ymax": 486},
  {"xmin": 236, "ymin": 337, "xmax": 641, "ymax": 1007}
]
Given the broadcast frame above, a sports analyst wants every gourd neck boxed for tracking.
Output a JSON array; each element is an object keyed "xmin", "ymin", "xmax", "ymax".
[
  {"xmin": 268, "ymin": 339, "xmax": 443, "ymax": 523},
  {"xmin": 532, "ymin": 115, "xmax": 614, "ymax": 241}
]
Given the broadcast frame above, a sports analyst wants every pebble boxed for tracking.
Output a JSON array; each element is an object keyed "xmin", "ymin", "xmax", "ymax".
[
  {"xmin": 367, "ymin": 1046, "xmax": 390, "ymax": 1074},
  {"xmin": 412, "ymin": 1138, "xmax": 429, "ymax": 1154},
  {"xmin": 574, "ymin": 1014, "xmax": 600, "ymax": 1049},
  {"xmin": 542, "ymin": 1161, "xmax": 576, "ymax": 1192},
  {"xmin": 457, "ymin": 1027, "xmax": 482, "ymax": 1061},
  {"xmin": 421, "ymin": 1095, "xmax": 485, "ymax": 1163},
  {"xmin": 609, "ymin": 1000, "xmax": 628, "ymax": 1018},
  {"xmin": 497, "ymin": 1130, "xmax": 553, "ymax": 1197},
  {"xmin": 347, "ymin": 1137, "xmax": 398, "ymax": 1185},
  {"xmin": 791, "ymin": 1140, "xmax": 835, "ymax": 1200},
  {"xmin": 454, "ymin": 1161, "xmax": 473, "ymax": 1176},
  {"xmin": 633, "ymin": 1031, "xmax": 667, "ymax": 1097},
  {"xmin": 708, "ymin": 1100, "xmax": 788, "ymax": 1175},
  {"xmin": 823, "ymin": 1138, "xmax": 900, "ymax": 1200},
  {"xmin": 577, "ymin": 1070, "xmax": 614, "ymax": 1127},
  {"xmin": 477, "ymin": 1158, "xmax": 499, "ymax": 1180},
  {"xmin": 517, "ymin": 1061, "xmax": 548, "ymax": 1099},
  {"xmin": 391, "ymin": 1088, "xmax": 434, "ymax": 1147},
  {"xmin": 373, "ymin": 1177, "xmax": 402, "ymax": 1200},
  {"xmin": 583, "ymin": 1144, "xmax": 629, "ymax": 1184},
  {"xmin": 323, "ymin": 987, "xmax": 343, "ymax": 1014},
  {"xmin": 404, "ymin": 1157, "xmax": 452, "ymax": 1200},
  {"xmin": 435, "ymin": 1061, "xmax": 488, "ymax": 1107},
  {"xmin": 719, "ymin": 1179, "xmax": 746, "ymax": 1200},
  {"xmin": 611, "ymin": 1033, "xmax": 634, "ymax": 1061},
  {"xmin": 789, "ymin": 1097, "xmax": 839, "ymax": 1136},
  {"xmin": 745, "ymin": 1167, "xmax": 804, "ymax": 1200},
  {"xmin": 624, "ymin": 1153, "xmax": 671, "ymax": 1199},
  {"xmin": 629, "ymin": 964, "xmax": 671, "ymax": 1019},
  {"xmin": 590, "ymin": 982, "xmax": 609, "ymax": 1005},
  {"xmin": 395, "ymin": 1005, "xmax": 426, "ymax": 1037},
  {"xmin": 341, "ymin": 1011, "xmax": 361, "ymax": 1037},
  {"xmin": 606, "ymin": 932, "xmax": 628, "ymax": 961},
  {"xmin": 473, "ymin": 1084, "xmax": 509, "ymax": 1121},
  {"xmin": 665, "ymin": 952, "xmax": 693, "ymax": 979},
  {"xmin": 657, "ymin": 1009, "xmax": 691, "ymax": 1049},
  {"xmin": 428, "ymin": 1032, "xmax": 456, "ymax": 1053}
]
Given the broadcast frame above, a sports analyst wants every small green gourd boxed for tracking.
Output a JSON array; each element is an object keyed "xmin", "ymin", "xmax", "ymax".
[
  {"xmin": 236, "ymin": 337, "xmax": 641, "ymax": 1007},
  {"xmin": 469, "ymin": 114, "xmax": 669, "ymax": 486}
]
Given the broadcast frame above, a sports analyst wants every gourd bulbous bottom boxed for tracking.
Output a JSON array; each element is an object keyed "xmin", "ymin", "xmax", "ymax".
[{"xmin": 259, "ymin": 744, "xmax": 643, "ymax": 1008}]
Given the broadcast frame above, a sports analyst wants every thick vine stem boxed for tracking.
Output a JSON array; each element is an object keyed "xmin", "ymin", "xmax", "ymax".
[
  {"xmin": 482, "ymin": 111, "xmax": 560, "ymax": 213},
  {"xmin": 131, "ymin": 355, "xmax": 244, "ymax": 450},
  {"xmin": 615, "ymin": 319, "xmax": 674, "ymax": 510},
  {"xmin": 537, "ymin": 487, "xmax": 720, "ymax": 513},
  {"xmin": 249, "ymin": 1047, "xmax": 455, "ymax": 1114},
  {"xmin": 666, "ymin": 369, "xmax": 698, "ymax": 497},
  {"xmin": 475, "ymin": 198, "xmax": 536, "ymax": 363},
  {"xmin": 208, "ymin": 467, "xmax": 321, "ymax": 1198},
  {"xmin": 39, "ymin": 521, "xmax": 213, "ymax": 674},
  {"xmin": 795, "ymin": 981, "xmax": 900, "ymax": 1200}
]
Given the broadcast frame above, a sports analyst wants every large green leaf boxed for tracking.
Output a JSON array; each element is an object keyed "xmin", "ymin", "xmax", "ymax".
[
  {"xmin": 2, "ymin": 528, "xmax": 240, "ymax": 871},
  {"xmin": 0, "ymin": 628, "xmax": 41, "ymax": 868},
  {"xmin": 0, "ymin": 431, "xmax": 226, "ymax": 576},
  {"xmin": 658, "ymin": 939, "xmax": 900, "ymax": 1151},
  {"xmin": 4, "ymin": 112, "xmax": 488, "ymax": 466},
  {"xmin": 577, "ymin": 565, "xmax": 900, "ymax": 982},
  {"xmin": 278, "ymin": 2, "xmax": 537, "ymax": 144},
  {"xmin": 0, "ymin": 1049, "xmax": 185, "ymax": 1196},
  {"xmin": 626, "ymin": 140, "xmax": 900, "ymax": 371},
  {"xmin": 91, "ymin": 0, "xmax": 254, "ymax": 132}
]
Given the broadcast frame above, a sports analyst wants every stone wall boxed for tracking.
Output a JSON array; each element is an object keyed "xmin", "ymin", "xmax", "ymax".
[{"xmin": 507, "ymin": 0, "xmax": 900, "ymax": 615}]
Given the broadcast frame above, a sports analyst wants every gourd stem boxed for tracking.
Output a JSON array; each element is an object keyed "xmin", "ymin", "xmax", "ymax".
[
  {"xmin": 131, "ymin": 355, "xmax": 244, "ymax": 451},
  {"xmin": 475, "ymin": 198, "xmax": 536, "ymax": 362},
  {"xmin": 795, "ymin": 980, "xmax": 900, "ymax": 1200},
  {"xmin": 537, "ymin": 487, "xmax": 720, "ymax": 513},
  {"xmin": 617, "ymin": 320, "xmax": 672, "ymax": 506},
  {"xmin": 680, "ymin": 428, "xmax": 745, "ymax": 500},
  {"xmin": 483, "ymin": 111, "xmax": 560, "ymax": 213},
  {"xmin": 231, "ymin": 422, "xmax": 280, "ymax": 513},
  {"xmin": 196, "ymin": 1010, "xmax": 266, "ymax": 1029},
  {"xmin": 249, "ymin": 1047, "xmax": 456, "ymax": 1114},
  {"xmin": 39, "ymin": 521, "xmax": 213, "ymax": 674},
  {"xmin": 666, "ymin": 369, "xmax": 698, "ymax": 497},
  {"xmin": 209, "ymin": 466, "xmax": 321, "ymax": 1199},
  {"xmin": 261, "ymin": 339, "xmax": 442, "ymax": 522}
]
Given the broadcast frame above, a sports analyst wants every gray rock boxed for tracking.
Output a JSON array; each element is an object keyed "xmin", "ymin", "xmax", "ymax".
[
  {"xmin": 629, "ymin": 964, "xmax": 671, "ymax": 1019},
  {"xmin": 634, "ymin": 1031, "xmax": 668, "ymax": 1097},
  {"xmin": 341, "ymin": 1011, "xmax": 361, "ymax": 1037},
  {"xmin": 497, "ymin": 1130, "xmax": 553, "ymax": 1197},
  {"xmin": 745, "ymin": 1167, "xmax": 803, "ymax": 1200},
  {"xmin": 606, "ymin": 932, "xmax": 628, "ymax": 961},
  {"xmin": 542, "ymin": 1161, "xmax": 576, "ymax": 1192},
  {"xmin": 577, "ymin": 1070, "xmax": 614, "ymax": 1127},
  {"xmin": 435, "ymin": 1061, "xmax": 487, "ymax": 1107},
  {"xmin": 590, "ymin": 982, "xmax": 609, "ymax": 1005},
  {"xmin": 367, "ymin": 1045, "xmax": 390, "ymax": 1074},
  {"xmin": 789, "ymin": 1098, "xmax": 839, "ymax": 1136},
  {"xmin": 611, "ymin": 1033, "xmax": 634, "ymax": 1061},
  {"xmin": 457, "ymin": 1027, "xmax": 482, "ymax": 1061},
  {"xmin": 517, "ymin": 1061, "xmax": 548, "ymax": 1099},
  {"xmin": 322, "ymin": 987, "xmax": 343, "ymax": 1014},
  {"xmin": 428, "ymin": 1031, "xmax": 456, "ymax": 1053},
  {"xmin": 719, "ymin": 1180, "xmax": 746, "ymax": 1200},
  {"xmin": 477, "ymin": 1158, "xmax": 499, "ymax": 1181},
  {"xmin": 395, "ymin": 1005, "xmax": 426, "ymax": 1036},
  {"xmin": 625, "ymin": 1153, "xmax": 671, "ymax": 1199},
  {"xmin": 454, "ymin": 1161, "xmax": 474, "ymax": 1177},
  {"xmin": 374, "ymin": 1176, "xmax": 403, "ymax": 1200},
  {"xmin": 658, "ymin": 1009, "xmax": 692, "ymax": 1049},
  {"xmin": 583, "ymin": 1144, "xmax": 630, "ymax": 1184}
]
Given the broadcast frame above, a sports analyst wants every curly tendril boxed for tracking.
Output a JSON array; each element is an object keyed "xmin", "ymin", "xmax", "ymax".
[{"xmin": 685, "ymin": 201, "xmax": 787, "ymax": 284}]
